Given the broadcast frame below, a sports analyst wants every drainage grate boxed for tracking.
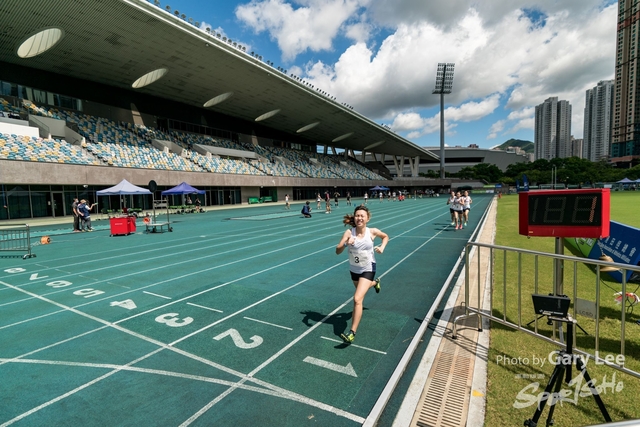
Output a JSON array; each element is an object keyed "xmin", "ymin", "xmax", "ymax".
[{"xmin": 412, "ymin": 334, "xmax": 478, "ymax": 427}]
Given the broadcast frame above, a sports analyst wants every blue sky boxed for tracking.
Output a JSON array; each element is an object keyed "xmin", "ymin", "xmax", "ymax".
[{"xmin": 162, "ymin": 0, "xmax": 617, "ymax": 149}]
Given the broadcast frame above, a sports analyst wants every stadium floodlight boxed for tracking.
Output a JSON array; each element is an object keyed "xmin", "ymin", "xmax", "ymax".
[{"xmin": 432, "ymin": 63, "xmax": 455, "ymax": 179}]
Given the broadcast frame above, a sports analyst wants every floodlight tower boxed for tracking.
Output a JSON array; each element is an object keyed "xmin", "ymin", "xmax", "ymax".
[{"xmin": 433, "ymin": 63, "xmax": 455, "ymax": 179}]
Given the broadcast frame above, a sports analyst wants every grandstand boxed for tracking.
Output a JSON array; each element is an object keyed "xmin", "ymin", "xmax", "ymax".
[{"xmin": 0, "ymin": 0, "xmax": 453, "ymax": 221}]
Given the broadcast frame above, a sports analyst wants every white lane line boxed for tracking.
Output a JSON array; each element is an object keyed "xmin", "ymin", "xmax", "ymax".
[
  {"xmin": 143, "ymin": 291, "xmax": 171, "ymax": 299},
  {"xmin": 320, "ymin": 336, "xmax": 387, "ymax": 355},
  {"xmin": 243, "ymin": 317, "xmax": 292, "ymax": 331},
  {"xmin": 0, "ymin": 280, "xmax": 365, "ymax": 425},
  {"xmin": 0, "ymin": 348, "xmax": 163, "ymax": 427},
  {"xmin": 187, "ymin": 302, "xmax": 223, "ymax": 313}
]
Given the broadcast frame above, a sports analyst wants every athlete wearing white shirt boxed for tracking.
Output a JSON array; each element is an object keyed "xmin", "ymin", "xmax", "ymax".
[
  {"xmin": 462, "ymin": 190, "xmax": 472, "ymax": 226},
  {"xmin": 335, "ymin": 205, "xmax": 389, "ymax": 344},
  {"xmin": 446, "ymin": 191, "xmax": 457, "ymax": 225}
]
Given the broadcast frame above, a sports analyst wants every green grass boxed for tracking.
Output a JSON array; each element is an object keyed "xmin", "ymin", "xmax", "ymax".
[{"xmin": 485, "ymin": 192, "xmax": 640, "ymax": 426}]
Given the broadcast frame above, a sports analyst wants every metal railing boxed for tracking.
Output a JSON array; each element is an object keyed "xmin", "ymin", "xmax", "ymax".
[
  {"xmin": 453, "ymin": 241, "xmax": 640, "ymax": 379},
  {"xmin": 0, "ymin": 224, "xmax": 35, "ymax": 259}
]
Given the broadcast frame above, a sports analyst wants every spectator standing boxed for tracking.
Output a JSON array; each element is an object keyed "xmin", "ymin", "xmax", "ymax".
[
  {"xmin": 72, "ymin": 197, "xmax": 81, "ymax": 232},
  {"xmin": 78, "ymin": 199, "xmax": 97, "ymax": 231}
]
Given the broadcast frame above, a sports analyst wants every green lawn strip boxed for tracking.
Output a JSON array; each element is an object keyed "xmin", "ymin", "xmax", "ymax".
[{"xmin": 486, "ymin": 192, "xmax": 640, "ymax": 426}]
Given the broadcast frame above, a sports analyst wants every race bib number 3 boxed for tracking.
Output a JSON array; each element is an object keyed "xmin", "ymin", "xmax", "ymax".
[{"xmin": 349, "ymin": 249, "xmax": 370, "ymax": 266}]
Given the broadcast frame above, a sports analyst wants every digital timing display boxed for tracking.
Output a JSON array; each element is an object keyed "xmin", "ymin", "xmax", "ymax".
[
  {"xmin": 518, "ymin": 189, "xmax": 610, "ymax": 238},
  {"xmin": 528, "ymin": 193, "xmax": 602, "ymax": 226}
]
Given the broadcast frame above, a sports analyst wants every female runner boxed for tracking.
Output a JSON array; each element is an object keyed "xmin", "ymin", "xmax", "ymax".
[{"xmin": 335, "ymin": 205, "xmax": 389, "ymax": 343}]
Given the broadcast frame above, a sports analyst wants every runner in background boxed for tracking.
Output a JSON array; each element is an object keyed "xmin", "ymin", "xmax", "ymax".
[{"xmin": 462, "ymin": 190, "xmax": 472, "ymax": 227}]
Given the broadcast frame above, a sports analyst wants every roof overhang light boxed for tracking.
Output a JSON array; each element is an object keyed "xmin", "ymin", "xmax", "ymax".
[
  {"xmin": 17, "ymin": 28, "xmax": 64, "ymax": 58},
  {"xmin": 363, "ymin": 140, "xmax": 385, "ymax": 150},
  {"xmin": 255, "ymin": 109, "xmax": 281, "ymax": 122},
  {"xmin": 204, "ymin": 92, "xmax": 234, "ymax": 107},
  {"xmin": 332, "ymin": 132, "xmax": 354, "ymax": 143},
  {"xmin": 296, "ymin": 121, "xmax": 320, "ymax": 133},
  {"xmin": 132, "ymin": 68, "xmax": 168, "ymax": 89}
]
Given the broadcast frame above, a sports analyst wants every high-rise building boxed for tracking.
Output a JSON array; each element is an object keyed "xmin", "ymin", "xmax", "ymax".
[
  {"xmin": 572, "ymin": 137, "xmax": 584, "ymax": 159},
  {"xmin": 583, "ymin": 80, "xmax": 614, "ymax": 162},
  {"xmin": 534, "ymin": 97, "xmax": 572, "ymax": 160},
  {"xmin": 613, "ymin": 0, "xmax": 640, "ymax": 166}
]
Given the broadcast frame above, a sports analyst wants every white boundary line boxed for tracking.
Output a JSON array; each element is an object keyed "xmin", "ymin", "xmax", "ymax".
[
  {"xmin": 320, "ymin": 336, "xmax": 387, "ymax": 354},
  {"xmin": 243, "ymin": 317, "xmax": 292, "ymax": 330}
]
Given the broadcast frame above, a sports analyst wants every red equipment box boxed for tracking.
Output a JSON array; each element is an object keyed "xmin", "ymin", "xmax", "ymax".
[{"xmin": 109, "ymin": 216, "xmax": 136, "ymax": 236}]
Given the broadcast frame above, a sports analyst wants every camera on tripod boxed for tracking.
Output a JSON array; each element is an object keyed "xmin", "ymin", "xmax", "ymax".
[
  {"xmin": 524, "ymin": 294, "xmax": 611, "ymax": 427},
  {"xmin": 532, "ymin": 294, "xmax": 570, "ymax": 319}
]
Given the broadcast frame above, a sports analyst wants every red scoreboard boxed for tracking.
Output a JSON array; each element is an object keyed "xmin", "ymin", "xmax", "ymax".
[{"xmin": 518, "ymin": 189, "xmax": 610, "ymax": 238}]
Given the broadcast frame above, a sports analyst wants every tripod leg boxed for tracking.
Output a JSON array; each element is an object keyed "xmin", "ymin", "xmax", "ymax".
[
  {"xmin": 526, "ymin": 314, "xmax": 546, "ymax": 327},
  {"xmin": 544, "ymin": 361, "xmax": 568, "ymax": 427},
  {"xmin": 575, "ymin": 358, "xmax": 612, "ymax": 422},
  {"xmin": 525, "ymin": 362, "xmax": 565, "ymax": 427}
]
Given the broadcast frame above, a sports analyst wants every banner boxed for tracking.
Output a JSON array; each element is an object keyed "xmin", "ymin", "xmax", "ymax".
[{"xmin": 565, "ymin": 221, "xmax": 640, "ymax": 283}]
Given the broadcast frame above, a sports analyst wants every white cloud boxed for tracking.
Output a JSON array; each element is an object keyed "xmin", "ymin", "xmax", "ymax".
[
  {"xmin": 487, "ymin": 119, "xmax": 506, "ymax": 140},
  {"xmin": 237, "ymin": 0, "xmax": 616, "ymax": 145},
  {"xmin": 236, "ymin": 0, "xmax": 367, "ymax": 61}
]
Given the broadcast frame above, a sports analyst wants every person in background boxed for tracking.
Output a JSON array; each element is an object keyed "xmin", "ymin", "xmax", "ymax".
[
  {"xmin": 335, "ymin": 205, "xmax": 389, "ymax": 344},
  {"xmin": 78, "ymin": 199, "xmax": 97, "ymax": 231},
  {"xmin": 446, "ymin": 190, "xmax": 456, "ymax": 226},
  {"xmin": 462, "ymin": 190, "xmax": 472, "ymax": 227},
  {"xmin": 301, "ymin": 201, "xmax": 312, "ymax": 218},
  {"xmin": 451, "ymin": 191, "xmax": 465, "ymax": 230},
  {"xmin": 72, "ymin": 197, "xmax": 81, "ymax": 232},
  {"xmin": 285, "ymin": 194, "xmax": 290, "ymax": 210},
  {"xmin": 316, "ymin": 193, "xmax": 322, "ymax": 210}
]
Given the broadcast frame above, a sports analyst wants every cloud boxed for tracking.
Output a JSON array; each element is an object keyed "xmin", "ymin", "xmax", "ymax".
[
  {"xmin": 390, "ymin": 95, "xmax": 498, "ymax": 138},
  {"xmin": 237, "ymin": 0, "xmax": 616, "ymax": 144},
  {"xmin": 487, "ymin": 120, "xmax": 506, "ymax": 140},
  {"xmin": 235, "ymin": 0, "xmax": 367, "ymax": 61}
]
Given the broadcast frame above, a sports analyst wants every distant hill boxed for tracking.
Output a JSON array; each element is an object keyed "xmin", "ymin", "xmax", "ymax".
[{"xmin": 495, "ymin": 138, "xmax": 534, "ymax": 153}]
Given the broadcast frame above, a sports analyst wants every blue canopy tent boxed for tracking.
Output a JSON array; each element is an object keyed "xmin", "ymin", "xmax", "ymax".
[
  {"xmin": 160, "ymin": 182, "xmax": 205, "ymax": 195},
  {"xmin": 369, "ymin": 185, "xmax": 390, "ymax": 191},
  {"xmin": 161, "ymin": 182, "xmax": 205, "ymax": 213},
  {"xmin": 616, "ymin": 178, "xmax": 635, "ymax": 184}
]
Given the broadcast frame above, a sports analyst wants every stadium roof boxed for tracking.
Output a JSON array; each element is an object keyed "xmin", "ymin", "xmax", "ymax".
[{"xmin": 0, "ymin": 0, "xmax": 438, "ymax": 161}]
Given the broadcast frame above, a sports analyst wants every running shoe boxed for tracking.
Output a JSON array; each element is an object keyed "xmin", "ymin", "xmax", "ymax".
[
  {"xmin": 340, "ymin": 331, "xmax": 356, "ymax": 343},
  {"xmin": 450, "ymin": 221, "xmax": 455, "ymax": 226},
  {"xmin": 374, "ymin": 278, "xmax": 381, "ymax": 293},
  {"xmin": 464, "ymin": 222, "xmax": 468, "ymax": 227}
]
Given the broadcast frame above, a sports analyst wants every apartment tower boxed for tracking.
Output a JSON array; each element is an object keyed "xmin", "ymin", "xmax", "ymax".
[
  {"xmin": 534, "ymin": 97, "xmax": 572, "ymax": 160},
  {"xmin": 583, "ymin": 80, "xmax": 614, "ymax": 161},
  {"xmin": 613, "ymin": 0, "xmax": 640, "ymax": 166}
]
